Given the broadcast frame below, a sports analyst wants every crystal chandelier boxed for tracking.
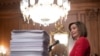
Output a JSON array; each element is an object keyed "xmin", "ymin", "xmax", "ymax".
[{"xmin": 20, "ymin": 0, "xmax": 70, "ymax": 26}]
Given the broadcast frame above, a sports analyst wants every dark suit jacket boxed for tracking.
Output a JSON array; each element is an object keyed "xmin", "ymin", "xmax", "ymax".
[{"xmin": 70, "ymin": 37, "xmax": 90, "ymax": 56}]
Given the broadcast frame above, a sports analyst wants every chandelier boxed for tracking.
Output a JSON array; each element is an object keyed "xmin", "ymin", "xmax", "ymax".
[{"xmin": 20, "ymin": 0, "xmax": 70, "ymax": 26}]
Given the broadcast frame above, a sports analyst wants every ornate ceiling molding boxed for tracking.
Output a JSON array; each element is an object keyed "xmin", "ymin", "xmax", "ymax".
[
  {"xmin": 70, "ymin": 0, "xmax": 100, "ymax": 4},
  {"xmin": 71, "ymin": 2, "xmax": 100, "ymax": 10},
  {"xmin": 0, "ymin": 0, "xmax": 20, "ymax": 13},
  {"xmin": 0, "ymin": 0, "xmax": 20, "ymax": 6},
  {"xmin": 85, "ymin": 8, "xmax": 100, "ymax": 21}
]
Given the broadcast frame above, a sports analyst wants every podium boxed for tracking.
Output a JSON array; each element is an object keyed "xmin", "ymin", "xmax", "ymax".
[{"xmin": 10, "ymin": 30, "xmax": 50, "ymax": 56}]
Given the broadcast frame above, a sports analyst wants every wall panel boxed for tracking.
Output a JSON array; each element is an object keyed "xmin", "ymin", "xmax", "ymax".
[{"xmin": 98, "ymin": 13, "xmax": 100, "ymax": 56}]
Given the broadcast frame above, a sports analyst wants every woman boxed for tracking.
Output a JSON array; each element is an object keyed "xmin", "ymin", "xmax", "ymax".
[{"xmin": 68, "ymin": 21, "xmax": 90, "ymax": 56}]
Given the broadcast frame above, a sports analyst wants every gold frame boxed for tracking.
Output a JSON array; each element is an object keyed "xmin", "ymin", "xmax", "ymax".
[{"xmin": 50, "ymin": 23, "xmax": 68, "ymax": 56}]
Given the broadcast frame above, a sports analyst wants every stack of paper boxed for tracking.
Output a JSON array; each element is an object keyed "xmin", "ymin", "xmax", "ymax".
[{"xmin": 10, "ymin": 30, "xmax": 50, "ymax": 56}]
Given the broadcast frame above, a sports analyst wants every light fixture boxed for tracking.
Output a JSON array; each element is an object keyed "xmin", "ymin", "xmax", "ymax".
[
  {"xmin": 0, "ymin": 46, "xmax": 6, "ymax": 56},
  {"xmin": 20, "ymin": 0, "xmax": 70, "ymax": 26}
]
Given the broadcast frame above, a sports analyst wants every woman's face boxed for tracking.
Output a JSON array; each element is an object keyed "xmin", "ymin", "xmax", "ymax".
[{"xmin": 70, "ymin": 24, "xmax": 80, "ymax": 39}]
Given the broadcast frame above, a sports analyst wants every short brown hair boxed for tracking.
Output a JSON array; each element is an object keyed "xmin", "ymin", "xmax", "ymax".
[{"xmin": 68, "ymin": 21, "xmax": 87, "ymax": 37}]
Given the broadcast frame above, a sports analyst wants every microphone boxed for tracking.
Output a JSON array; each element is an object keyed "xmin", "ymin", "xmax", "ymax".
[{"xmin": 49, "ymin": 40, "xmax": 59, "ymax": 52}]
